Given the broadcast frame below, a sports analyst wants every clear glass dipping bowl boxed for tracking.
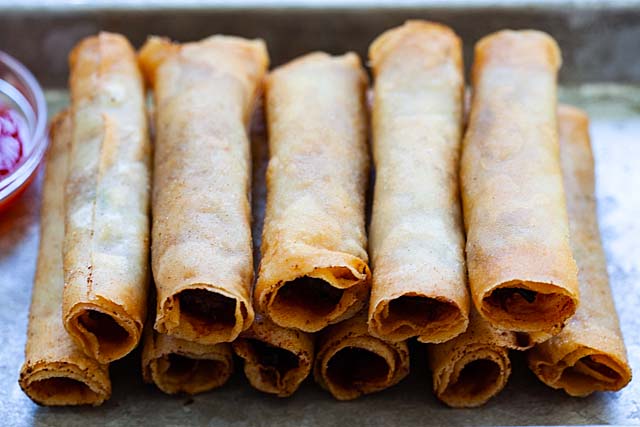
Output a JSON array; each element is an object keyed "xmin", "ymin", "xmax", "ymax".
[{"xmin": 0, "ymin": 50, "xmax": 47, "ymax": 211}]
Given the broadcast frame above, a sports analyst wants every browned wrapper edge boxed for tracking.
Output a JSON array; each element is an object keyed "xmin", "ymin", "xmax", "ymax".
[{"xmin": 20, "ymin": 111, "xmax": 111, "ymax": 407}]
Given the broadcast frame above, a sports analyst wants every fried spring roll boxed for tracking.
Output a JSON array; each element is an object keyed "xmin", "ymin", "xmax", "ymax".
[
  {"xmin": 142, "ymin": 327, "xmax": 233, "ymax": 395},
  {"xmin": 63, "ymin": 33, "xmax": 151, "ymax": 363},
  {"xmin": 232, "ymin": 315, "xmax": 314, "ymax": 397},
  {"xmin": 254, "ymin": 52, "xmax": 371, "ymax": 332},
  {"xmin": 314, "ymin": 312, "xmax": 409, "ymax": 400},
  {"xmin": 20, "ymin": 113, "xmax": 111, "ymax": 406},
  {"xmin": 367, "ymin": 21, "xmax": 469, "ymax": 343},
  {"xmin": 460, "ymin": 30, "xmax": 579, "ymax": 335},
  {"xmin": 428, "ymin": 308, "xmax": 529, "ymax": 408},
  {"xmin": 139, "ymin": 36, "xmax": 269, "ymax": 344},
  {"xmin": 527, "ymin": 106, "xmax": 632, "ymax": 396}
]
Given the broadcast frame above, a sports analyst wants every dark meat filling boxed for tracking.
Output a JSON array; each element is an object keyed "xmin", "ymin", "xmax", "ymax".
[
  {"xmin": 178, "ymin": 289, "xmax": 236, "ymax": 328},
  {"xmin": 246, "ymin": 339, "xmax": 299, "ymax": 383},
  {"xmin": 488, "ymin": 288, "xmax": 538, "ymax": 313},
  {"xmin": 276, "ymin": 277, "xmax": 344, "ymax": 317},
  {"xmin": 578, "ymin": 356, "xmax": 621, "ymax": 382},
  {"xmin": 78, "ymin": 309, "xmax": 129, "ymax": 347},
  {"xmin": 326, "ymin": 347, "xmax": 390, "ymax": 390},
  {"xmin": 387, "ymin": 295, "xmax": 456, "ymax": 326},
  {"xmin": 29, "ymin": 377, "xmax": 93, "ymax": 398},
  {"xmin": 446, "ymin": 359, "xmax": 501, "ymax": 398}
]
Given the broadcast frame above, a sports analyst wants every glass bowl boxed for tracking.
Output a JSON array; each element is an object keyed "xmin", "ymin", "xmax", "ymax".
[{"xmin": 0, "ymin": 50, "xmax": 47, "ymax": 211}]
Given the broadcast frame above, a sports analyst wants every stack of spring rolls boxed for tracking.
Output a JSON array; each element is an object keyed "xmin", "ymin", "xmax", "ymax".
[{"xmin": 19, "ymin": 20, "xmax": 631, "ymax": 408}]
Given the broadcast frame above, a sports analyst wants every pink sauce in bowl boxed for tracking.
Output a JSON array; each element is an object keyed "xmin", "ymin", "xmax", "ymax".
[
  {"xmin": 0, "ymin": 105, "xmax": 28, "ymax": 177},
  {"xmin": 0, "ymin": 51, "xmax": 47, "ymax": 212}
]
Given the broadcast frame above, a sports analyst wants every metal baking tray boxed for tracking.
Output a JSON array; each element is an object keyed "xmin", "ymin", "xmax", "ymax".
[{"xmin": 1, "ymin": 2, "xmax": 639, "ymax": 426}]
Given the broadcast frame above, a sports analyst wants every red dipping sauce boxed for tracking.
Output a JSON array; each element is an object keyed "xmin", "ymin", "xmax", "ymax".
[{"xmin": 0, "ymin": 105, "xmax": 27, "ymax": 177}]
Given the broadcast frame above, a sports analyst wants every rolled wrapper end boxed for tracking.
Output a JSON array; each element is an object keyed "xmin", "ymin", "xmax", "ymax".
[
  {"xmin": 369, "ymin": 20, "xmax": 462, "ymax": 70},
  {"xmin": 20, "ymin": 112, "xmax": 112, "ymax": 407},
  {"xmin": 137, "ymin": 36, "xmax": 178, "ymax": 86},
  {"xmin": 369, "ymin": 295, "xmax": 469, "ymax": 344},
  {"xmin": 69, "ymin": 32, "xmax": 135, "ymax": 70},
  {"xmin": 232, "ymin": 315, "xmax": 314, "ymax": 397},
  {"xmin": 463, "ymin": 29, "xmax": 578, "ymax": 335},
  {"xmin": 155, "ymin": 284, "xmax": 253, "ymax": 344},
  {"xmin": 527, "ymin": 105, "xmax": 631, "ymax": 397},
  {"xmin": 314, "ymin": 313, "xmax": 409, "ymax": 400},
  {"xmin": 529, "ymin": 346, "xmax": 631, "ymax": 397},
  {"xmin": 143, "ymin": 35, "xmax": 269, "ymax": 344},
  {"xmin": 256, "ymin": 51, "xmax": 369, "ymax": 333},
  {"xmin": 19, "ymin": 361, "xmax": 110, "ymax": 407},
  {"xmin": 366, "ymin": 20, "xmax": 468, "ymax": 344},
  {"xmin": 428, "ymin": 309, "xmax": 529, "ymax": 408},
  {"xmin": 63, "ymin": 299, "xmax": 142, "ymax": 364},
  {"xmin": 431, "ymin": 343, "xmax": 511, "ymax": 408},
  {"xmin": 142, "ymin": 328, "xmax": 234, "ymax": 395},
  {"xmin": 267, "ymin": 51, "xmax": 367, "ymax": 86},
  {"xmin": 64, "ymin": 31, "xmax": 151, "ymax": 364},
  {"xmin": 258, "ymin": 253, "xmax": 371, "ymax": 333},
  {"xmin": 473, "ymin": 29, "xmax": 562, "ymax": 74},
  {"xmin": 479, "ymin": 279, "xmax": 578, "ymax": 335},
  {"xmin": 139, "ymin": 36, "xmax": 268, "ymax": 119}
]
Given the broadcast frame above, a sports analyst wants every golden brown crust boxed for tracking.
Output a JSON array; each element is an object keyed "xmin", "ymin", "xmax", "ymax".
[
  {"xmin": 139, "ymin": 35, "xmax": 269, "ymax": 344},
  {"xmin": 367, "ymin": 20, "xmax": 470, "ymax": 343},
  {"xmin": 527, "ymin": 105, "xmax": 632, "ymax": 396},
  {"xmin": 142, "ymin": 327, "xmax": 233, "ymax": 395},
  {"xmin": 461, "ymin": 30, "xmax": 579, "ymax": 335},
  {"xmin": 20, "ymin": 112, "xmax": 111, "ymax": 407},
  {"xmin": 254, "ymin": 52, "xmax": 371, "ymax": 332},
  {"xmin": 472, "ymin": 30, "xmax": 562, "ymax": 73},
  {"xmin": 313, "ymin": 312, "xmax": 409, "ymax": 400},
  {"xmin": 232, "ymin": 315, "xmax": 314, "ymax": 397},
  {"xmin": 63, "ymin": 32, "xmax": 151, "ymax": 364},
  {"xmin": 428, "ymin": 309, "xmax": 520, "ymax": 408}
]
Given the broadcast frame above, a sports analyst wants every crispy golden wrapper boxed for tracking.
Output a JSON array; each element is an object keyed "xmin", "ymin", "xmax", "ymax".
[
  {"xmin": 367, "ymin": 20, "xmax": 470, "ymax": 344},
  {"xmin": 20, "ymin": 113, "xmax": 111, "ymax": 406},
  {"xmin": 428, "ymin": 309, "xmax": 528, "ymax": 408},
  {"xmin": 139, "ymin": 35, "xmax": 269, "ymax": 344},
  {"xmin": 63, "ymin": 32, "xmax": 151, "ymax": 363},
  {"xmin": 254, "ymin": 52, "xmax": 371, "ymax": 332},
  {"xmin": 528, "ymin": 105, "xmax": 632, "ymax": 396},
  {"xmin": 233, "ymin": 315, "xmax": 314, "ymax": 397},
  {"xmin": 314, "ymin": 312, "xmax": 409, "ymax": 400},
  {"xmin": 142, "ymin": 326, "xmax": 233, "ymax": 395},
  {"xmin": 461, "ymin": 30, "xmax": 579, "ymax": 336}
]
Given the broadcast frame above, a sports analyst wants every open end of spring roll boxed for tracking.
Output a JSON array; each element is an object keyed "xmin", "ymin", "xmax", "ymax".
[
  {"xmin": 367, "ymin": 20, "xmax": 470, "ymax": 344},
  {"xmin": 433, "ymin": 348, "xmax": 508, "ymax": 408},
  {"xmin": 139, "ymin": 36, "xmax": 269, "ymax": 344},
  {"xmin": 428, "ymin": 309, "xmax": 522, "ymax": 408},
  {"xmin": 233, "ymin": 315, "xmax": 314, "ymax": 397},
  {"xmin": 265, "ymin": 266, "xmax": 369, "ymax": 330},
  {"xmin": 21, "ymin": 364, "xmax": 110, "ymax": 407},
  {"xmin": 64, "ymin": 303, "xmax": 140, "ymax": 364},
  {"xmin": 254, "ymin": 52, "xmax": 371, "ymax": 332},
  {"xmin": 314, "ymin": 312, "xmax": 409, "ymax": 400},
  {"xmin": 527, "ymin": 105, "xmax": 631, "ymax": 396},
  {"xmin": 370, "ymin": 295, "xmax": 465, "ymax": 343},
  {"xmin": 63, "ymin": 32, "xmax": 151, "ymax": 363},
  {"xmin": 461, "ymin": 30, "xmax": 579, "ymax": 334},
  {"xmin": 20, "ymin": 113, "xmax": 111, "ymax": 406},
  {"xmin": 142, "ymin": 326, "xmax": 233, "ymax": 395}
]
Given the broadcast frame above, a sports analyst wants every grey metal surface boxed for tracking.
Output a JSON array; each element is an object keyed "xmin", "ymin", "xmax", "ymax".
[
  {"xmin": 0, "ymin": 1, "xmax": 639, "ymax": 87},
  {"xmin": 0, "ymin": 85, "xmax": 638, "ymax": 426}
]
